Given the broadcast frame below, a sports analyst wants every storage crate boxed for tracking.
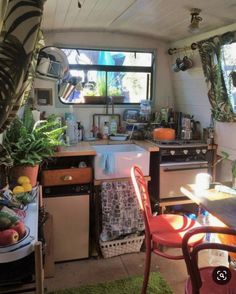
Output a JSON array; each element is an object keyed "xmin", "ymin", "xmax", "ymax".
[{"xmin": 100, "ymin": 235, "xmax": 144, "ymax": 258}]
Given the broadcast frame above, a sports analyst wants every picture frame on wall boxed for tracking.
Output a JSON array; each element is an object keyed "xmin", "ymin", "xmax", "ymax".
[{"xmin": 35, "ymin": 88, "xmax": 53, "ymax": 105}]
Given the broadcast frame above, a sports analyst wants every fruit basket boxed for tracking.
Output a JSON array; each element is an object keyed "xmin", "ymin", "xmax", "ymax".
[
  {"xmin": 99, "ymin": 235, "xmax": 144, "ymax": 258},
  {"xmin": 0, "ymin": 226, "xmax": 31, "ymax": 253}
]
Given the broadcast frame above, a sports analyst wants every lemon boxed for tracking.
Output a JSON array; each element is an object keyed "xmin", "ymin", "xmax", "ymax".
[
  {"xmin": 17, "ymin": 176, "xmax": 30, "ymax": 185},
  {"xmin": 22, "ymin": 183, "xmax": 32, "ymax": 192},
  {"xmin": 13, "ymin": 186, "xmax": 25, "ymax": 194}
]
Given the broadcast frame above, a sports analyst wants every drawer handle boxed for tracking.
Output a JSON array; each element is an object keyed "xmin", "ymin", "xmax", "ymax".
[{"xmin": 63, "ymin": 175, "xmax": 73, "ymax": 181}]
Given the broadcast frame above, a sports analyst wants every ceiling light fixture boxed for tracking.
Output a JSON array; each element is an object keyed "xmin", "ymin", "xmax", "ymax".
[{"xmin": 188, "ymin": 8, "xmax": 202, "ymax": 34}]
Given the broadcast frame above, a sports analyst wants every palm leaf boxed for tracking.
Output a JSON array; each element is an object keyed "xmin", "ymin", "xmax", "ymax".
[
  {"xmin": 0, "ymin": 0, "xmax": 45, "ymax": 132},
  {"xmin": 5, "ymin": 11, "xmax": 42, "ymax": 38},
  {"xmin": 5, "ymin": 1, "xmax": 42, "ymax": 20}
]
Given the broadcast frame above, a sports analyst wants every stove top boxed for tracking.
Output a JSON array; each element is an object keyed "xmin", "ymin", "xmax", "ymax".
[{"xmin": 147, "ymin": 139, "xmax": 208, "ymax": 148}]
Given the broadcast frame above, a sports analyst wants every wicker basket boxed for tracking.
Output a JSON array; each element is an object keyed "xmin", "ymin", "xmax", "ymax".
[{"xmin": 100, "ymin": 235, "xmax": 144, "ymax": 258}]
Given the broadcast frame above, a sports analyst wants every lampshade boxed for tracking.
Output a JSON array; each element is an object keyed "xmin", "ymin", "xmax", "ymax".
[
  {"xmin": 188, "ymin": 8, "xmax": 202, "ymax": 34},
  {"xmin": 188, "ymin": 20, "xmax": 200, "ymax": 34}
]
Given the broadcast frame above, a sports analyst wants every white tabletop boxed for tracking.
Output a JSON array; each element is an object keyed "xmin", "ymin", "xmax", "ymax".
[{"xmin": 0, "ymin": 186, "xmax": 39, "ymax": 263}]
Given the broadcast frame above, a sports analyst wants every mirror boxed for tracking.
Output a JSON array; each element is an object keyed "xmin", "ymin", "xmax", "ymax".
[
  {"xmin": 37, "ymin": 46, "xmax": 78, "ymax": 101},
  {"xmin": 37, "ymin": 46, "xmax": 69, "ymax": 80}
]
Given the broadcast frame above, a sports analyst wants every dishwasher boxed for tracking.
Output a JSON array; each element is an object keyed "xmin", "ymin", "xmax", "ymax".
[{"xmin": 43, "ymin": 184, "xmax": 90, "ymax": 262}]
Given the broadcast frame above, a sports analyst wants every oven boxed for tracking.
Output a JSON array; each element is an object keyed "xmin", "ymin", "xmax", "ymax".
[
  {"xmin": 159, "ymin": 161, "xmax": 208, "ymax": 199},
  {"xmin": 148, "ymin": 140, "xmax": 211, "ymax": 202}
]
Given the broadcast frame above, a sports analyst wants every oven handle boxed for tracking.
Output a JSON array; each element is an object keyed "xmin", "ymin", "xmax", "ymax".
[{"xmin": 161, "ymin": 166, "xmax": 208, "ymax": 172}]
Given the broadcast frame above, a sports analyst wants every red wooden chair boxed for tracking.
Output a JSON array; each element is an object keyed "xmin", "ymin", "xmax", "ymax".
[
  {"xmin": 182, "ymin": 226, "xmax": 236, "ymax": 294},
  {"xmin": 131, "ymin": 165, "xmax": 204, "ymax": 294}
]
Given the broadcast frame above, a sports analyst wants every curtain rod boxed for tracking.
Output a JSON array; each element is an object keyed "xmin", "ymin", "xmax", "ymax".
[
  {"xmin": 168, "ymin": 31, "xmax": 235, "ymax": 55},
  {"xmin": 167, "ymin": 43, "xmax": 198, "ymax": 55}
]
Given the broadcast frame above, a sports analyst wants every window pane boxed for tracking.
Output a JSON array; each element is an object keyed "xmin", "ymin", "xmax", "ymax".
[
  {"xmin": 61, "ymin": 49, "xmax": 152, "ymax": 67},
  {"xmin": 222, "ymin": 43, "xmax": 236, "ymax": 112},
  {"xmin": 59, "ymin": 70, "xmax": 106, "ymax": 104},
  {"xmin": 59, "ymin": 70, "xmax": 151, "ymax": 104},
  {"xmin": 107, "ymin": 72, "xmax": 151, "ymax": 103},
  {"xmin": 59, "ymin": 48, "xmax": 154, "ymax": 104}
]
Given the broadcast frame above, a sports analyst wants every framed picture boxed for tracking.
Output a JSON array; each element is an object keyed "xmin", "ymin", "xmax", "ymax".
[{"xmin": 35, "ymin": 88, "xmax": 53, "ymax": 105}]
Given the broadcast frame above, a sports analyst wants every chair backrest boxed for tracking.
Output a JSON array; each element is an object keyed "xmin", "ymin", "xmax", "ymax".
[
  {"xmin": 131, "ymin": 165, "xmax": 153, "ymax": 234},
  {"xmin": 182, "ymin": 226, "xmax": 236, "ymax": 293}
]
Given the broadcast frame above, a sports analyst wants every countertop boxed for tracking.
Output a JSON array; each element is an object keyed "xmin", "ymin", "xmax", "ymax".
[{"xmin": 54, "ymin": 140, "xmax": 159, "ymax": 157}]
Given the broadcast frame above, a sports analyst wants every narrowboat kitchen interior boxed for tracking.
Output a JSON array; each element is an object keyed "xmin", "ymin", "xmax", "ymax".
[{"xmin": 1, "ymin": 1, "xmax": 236, "ymax": 293}]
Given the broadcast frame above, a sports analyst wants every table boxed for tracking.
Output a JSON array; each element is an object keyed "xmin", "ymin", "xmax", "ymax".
[
  {"xmin": 0, "ymin": 185, "xmax": 44, "ymax": 294},
  {"xmin": 180, "ymin": 184, "xmax": 236, "ymax": 229}
]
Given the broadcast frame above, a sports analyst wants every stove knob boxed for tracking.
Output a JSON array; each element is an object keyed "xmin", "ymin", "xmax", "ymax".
[
  {"xmin": 75, "ymin": 185, "xmax": 81, "ymax": 193},
  {"xmin": 202, "ymin": 149, "xmax": 207, "ymax": 154},
  {"xmin": 183, "ymin": 149, "xmax": 188, "ymax": 155},
  {"xmin": 196, "ymin": 149, "xmax": 201, "ymax": 154},
  {"xmin": 170, "ymin": 150, "xmax": 175, "ymax": 155}
]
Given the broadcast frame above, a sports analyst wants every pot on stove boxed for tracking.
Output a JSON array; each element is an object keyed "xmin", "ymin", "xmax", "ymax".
[{"xmin": 153, "ymin": 128, "xmax": 175, "ymax": 141}]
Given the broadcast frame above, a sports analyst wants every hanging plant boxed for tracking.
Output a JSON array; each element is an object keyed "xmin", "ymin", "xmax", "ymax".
[{"xmin": 0, "ymin": 0, "xmax": 45, "ymax": 133}]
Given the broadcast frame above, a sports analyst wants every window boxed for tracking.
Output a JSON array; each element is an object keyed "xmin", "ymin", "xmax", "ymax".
[
  {"xmin": 221, "ymin": 42, "xmax": 236, "ymax": 112},
  {"xmin": 58, "ymin": 48, "xmax": 154, "ymax": 105}
]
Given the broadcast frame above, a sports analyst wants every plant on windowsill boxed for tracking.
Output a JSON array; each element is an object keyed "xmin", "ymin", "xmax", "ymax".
[{"xmin": 0, "ymin": 106, "xmax": 66, "ymax": 186}]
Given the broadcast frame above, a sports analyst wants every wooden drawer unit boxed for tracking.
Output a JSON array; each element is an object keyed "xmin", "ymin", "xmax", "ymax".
[{"xmin": 41, "ymin": 167, "xmax": 92, "ymax": 186}]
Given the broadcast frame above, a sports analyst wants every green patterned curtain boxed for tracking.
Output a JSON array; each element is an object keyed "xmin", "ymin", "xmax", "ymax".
[
  {"xmin": 198, "ymin": 32, "xmax": 236, "ymax": 122},
  {"xmin": 0, "ymin": 0, "xmax": 46, "ymax": 133}
]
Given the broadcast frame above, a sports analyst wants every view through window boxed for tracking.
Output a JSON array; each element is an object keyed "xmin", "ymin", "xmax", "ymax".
[
  {"xmin": 222, "ymin": 42, "xmax": 236, "ymax": 112},
  {"xmin": 59, "ymin": 48, "xmax": 154, "ymax": 104}
]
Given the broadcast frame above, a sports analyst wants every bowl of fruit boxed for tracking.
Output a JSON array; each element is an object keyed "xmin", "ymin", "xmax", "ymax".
[{"xmin": 0, "ymin": 209, "xmax": 30, "ymax": 251}]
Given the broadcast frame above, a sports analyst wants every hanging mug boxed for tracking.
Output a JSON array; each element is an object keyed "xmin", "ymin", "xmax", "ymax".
[
  {"xmin": 172, "ymin": 57, "xmax": 182, "ymax": 72},
  {"xmin": 183, "ymin": 56, "xmax": 193, "ymax": 69}
]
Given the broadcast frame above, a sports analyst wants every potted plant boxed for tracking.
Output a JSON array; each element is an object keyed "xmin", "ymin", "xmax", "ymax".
[
  {"xmin": 214, "ymin": 151, "xmax": 236, "ymax": 189},
  {"xmin": 231, "ymin": 160, "xmax": 236, "ymax": 189},
  {"xmin": 0, "ymin": 106, "xmax": 66, "ymax": 186}
]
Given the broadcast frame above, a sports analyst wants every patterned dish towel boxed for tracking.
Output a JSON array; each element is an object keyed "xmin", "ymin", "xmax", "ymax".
[{"xmin": 100, "ymin": 181, "xmax": 144, "ymax": 242}]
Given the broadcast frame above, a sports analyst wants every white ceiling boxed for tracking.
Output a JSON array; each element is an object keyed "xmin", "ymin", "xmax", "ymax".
[{"xmin": 41, "ymin": 0, "xmax": 236, "ymax": 42}]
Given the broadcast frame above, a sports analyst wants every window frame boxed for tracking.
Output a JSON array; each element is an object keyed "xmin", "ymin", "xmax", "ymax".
[{"xmin": 58, "ymin": 47, "xmax": 155, "ymax": 106}]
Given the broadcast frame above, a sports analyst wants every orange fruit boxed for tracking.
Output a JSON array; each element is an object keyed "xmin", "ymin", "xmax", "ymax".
[
  {"xmin": 22, "ymin": 183, "xmax": 32, "ymax": 192},
  {"xmin": 13, "ymin": 186, "xmax": 25, "ymax": 194},
  {"xmin": 17, "ymin": 176, "xmax": 30, "ymax": 185}
]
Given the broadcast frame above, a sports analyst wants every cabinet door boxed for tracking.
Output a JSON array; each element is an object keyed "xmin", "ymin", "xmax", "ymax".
[{"xmin": 44, "ymin": 195, "xmax": 89, "ymax": 262}]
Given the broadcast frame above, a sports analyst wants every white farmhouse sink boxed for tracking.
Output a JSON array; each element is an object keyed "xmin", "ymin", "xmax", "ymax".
[{"xmin": 92, "ymin": 144, "xmax": 150, "ymax": 180}]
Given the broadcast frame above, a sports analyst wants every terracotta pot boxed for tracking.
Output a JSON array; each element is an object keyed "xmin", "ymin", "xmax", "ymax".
[
  {"xmin": 153, "ymin": 128, "xmax": 175, "ymax": 141},
  {"xmin": 10, "ymin": 165, "xmax": 39, "ymax": 187}
]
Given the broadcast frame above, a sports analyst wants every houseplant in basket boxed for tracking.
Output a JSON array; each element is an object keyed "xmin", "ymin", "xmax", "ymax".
[{"xmin": 0, "ymin": 106, "xmax": 66, "ymax": 186}]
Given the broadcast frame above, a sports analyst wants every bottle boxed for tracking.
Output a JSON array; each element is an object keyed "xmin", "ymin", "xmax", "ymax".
[
  {"xmin": 109, "ymin": 116, "xmax": 117, "ymax": 135},
  {"xmin": 103, "ymin": 122, "xmax": 109, "ymax": 139},
  {"xmin": 77, "ymin": 122, "xmax": 83, "ymax": 141},
  {"xmin": 65, "ymin": 111, "xmax": 78, "ymax": 145}
]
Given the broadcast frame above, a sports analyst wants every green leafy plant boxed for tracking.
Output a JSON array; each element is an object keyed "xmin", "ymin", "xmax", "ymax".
[
  {"xmin": 213, "ymin": 150, "xmax": 229, "ymax": 166},
  {"xmin": 0, "ymin": 106, "xmax": 66, "ymax": 167},
  {"xmin": 231, "ymin": 160, "xmax": 236, "ymax": 179},
  {"xmin": 0, "ymin": 0, "xmax": 45, "ymax": 133},
  {"xmin": 214, "ymin": 150, "xmax": 236, "ymax": 181}
]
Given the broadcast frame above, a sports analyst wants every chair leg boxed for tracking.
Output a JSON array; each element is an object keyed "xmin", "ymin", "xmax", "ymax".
[{"xmin": 142, "ymin": 240, "xmax": 152, "ymax": 294}]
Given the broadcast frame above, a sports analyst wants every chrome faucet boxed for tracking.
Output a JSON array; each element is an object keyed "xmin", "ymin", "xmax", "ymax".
[{"xmin": 105, "ymin": 96, "xmax": 114, "ymax": 114}]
